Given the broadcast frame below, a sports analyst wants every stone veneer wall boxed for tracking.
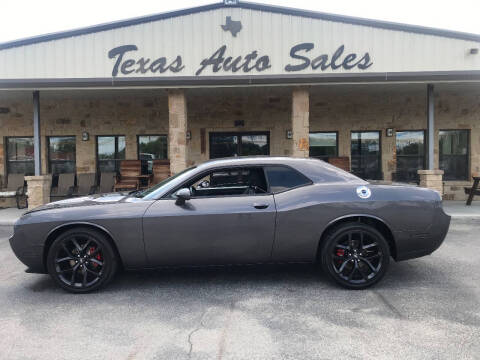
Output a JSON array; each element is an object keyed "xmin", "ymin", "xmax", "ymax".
[
  {"xmin": 0, "ymin": 90, "xmax": 170, "ymax": 180},
  {"xmin": 310, "ymin": 85, "xmax": 480, "ymax": 200},
  {"xmin": 0, "ymin": 85, "xmax": 478, "ymax": 200},
  {"xmin": 186, "ymin": 87, "xmax": 292, "ymax": 165}
]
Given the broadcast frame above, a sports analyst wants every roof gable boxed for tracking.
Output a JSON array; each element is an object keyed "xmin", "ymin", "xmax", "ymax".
[
  {"xmin": 1, "ymin": 1, "xmax": 479, "ymax": 50},
  {"xmin": 0, "ymin": 1, "xmax": 479, "ymax": 87}
]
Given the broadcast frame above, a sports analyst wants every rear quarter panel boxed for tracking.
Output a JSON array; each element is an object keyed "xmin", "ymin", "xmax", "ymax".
[{"xmin": 271, "ymin": 183, "xmax": 441, "ymax": 262}]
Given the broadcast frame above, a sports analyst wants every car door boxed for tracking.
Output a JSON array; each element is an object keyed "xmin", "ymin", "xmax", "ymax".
[{"xmin": 142, "ymin": 166, "xmax": 276, "ymax": 267}]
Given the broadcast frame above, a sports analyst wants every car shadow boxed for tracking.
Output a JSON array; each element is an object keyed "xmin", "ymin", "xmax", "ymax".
[{"xmin": 24, "ymin": 259, "xmax": 443, "ymax": 294}]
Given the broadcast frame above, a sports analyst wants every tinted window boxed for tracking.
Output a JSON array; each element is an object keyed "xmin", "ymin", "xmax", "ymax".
[
  {"xmin": 97, "ymin": 136, "xmax": 125, "ymax": 173},
  {"xmin": 185, "ymin": 167, "xmax": 268, "ymax": 197},
  {"xmin": 209, "ymin": 132, "xmax": 269, "ymax": 159},
  {"xmin": 138, "ymin": 135, "xmax": 168, "ymax": 174},
  {"xmin": 48, "ymin": 136, "xmax": 76, "ymax": 174},
  {"xmin": 265, "ymin": 166, "xmax": 311, "ymax": 193},
  {"xmin": 6, "ymin": 137, "xmax": 34, "ymax": 175},
  {"xmin": 351, "ymin": 131, "xmax": 382, "ymax": 180},
  {"xmin": 439, "ymin": 130, "xmax": 469, "ymax": 180},
  {"xmin": 395, "ymin": 131, "xmax": 425, "ymax": 182},
  {"xmin": 309, "ymin": 132, "xmax": 338, "ymax": 160}
]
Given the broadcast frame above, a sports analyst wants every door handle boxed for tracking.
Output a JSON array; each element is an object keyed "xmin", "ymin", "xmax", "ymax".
[{"xmin": 253, "ymin": 203, "xmax": 269, "ymax": 209}]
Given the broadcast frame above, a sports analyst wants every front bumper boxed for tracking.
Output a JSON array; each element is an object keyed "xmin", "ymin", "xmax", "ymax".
[{"xmin": 9, "ymin": 226, "xmax": 46, "ymax": 273}]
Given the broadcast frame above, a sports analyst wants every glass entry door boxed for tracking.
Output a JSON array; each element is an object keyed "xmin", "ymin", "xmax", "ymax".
[
  {"xmin": 351, "ymin": 131, "xmax": 382, "ymax": 180},
  {"xmin": 209, "ymin": 132, "xmax": 270, "ymax": 159}
]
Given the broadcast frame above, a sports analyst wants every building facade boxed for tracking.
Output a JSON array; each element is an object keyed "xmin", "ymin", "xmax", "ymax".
[{"xmin": 0, "ymin": 1, "xmax": 479, "ymax": 207}]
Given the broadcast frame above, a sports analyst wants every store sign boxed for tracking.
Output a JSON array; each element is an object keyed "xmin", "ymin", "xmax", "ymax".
[{"xmin": 108, "ymin": 43, "xmax": 373, "ymax": 77}]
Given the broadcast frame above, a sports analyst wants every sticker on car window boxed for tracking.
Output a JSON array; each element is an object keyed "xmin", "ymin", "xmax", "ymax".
[{"xmin": 356, "ymin": 186, "xmax": 371, "ymax": 199}]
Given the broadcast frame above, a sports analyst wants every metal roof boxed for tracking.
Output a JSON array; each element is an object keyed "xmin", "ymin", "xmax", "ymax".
[{"xmin": 1, "ymin": 1, "xmax": 479, "ymax": 51}]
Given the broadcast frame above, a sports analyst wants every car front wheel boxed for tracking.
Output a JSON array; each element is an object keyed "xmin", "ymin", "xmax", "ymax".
[
  {"xmin": 47, "ymin": 227, "xmax": 118, "ymax": 293},
  {"xmin": 320, "ymin": 222, "xmax": 390, "ymax": 289}
]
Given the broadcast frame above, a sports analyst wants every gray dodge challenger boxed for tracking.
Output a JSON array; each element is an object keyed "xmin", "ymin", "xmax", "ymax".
[{"xmin": 10, "ymin": 157, "xmax": 450, "ymax": 293}]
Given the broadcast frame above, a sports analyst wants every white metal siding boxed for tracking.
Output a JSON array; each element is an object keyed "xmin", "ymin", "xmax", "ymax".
[{"xmin": 0, "ymin": 7, "xmax": 479, "ymax": 79}]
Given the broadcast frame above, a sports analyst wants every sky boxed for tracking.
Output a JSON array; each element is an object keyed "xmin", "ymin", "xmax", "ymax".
[{"xmin": 0, "ymin": 0, "xmax": 479, "ymax": 44}]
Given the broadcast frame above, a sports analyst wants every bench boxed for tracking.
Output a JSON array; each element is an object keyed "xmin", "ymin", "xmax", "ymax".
[{"xmin": 464, "ymin": 176, "xmax": 480, "ymax": 206}]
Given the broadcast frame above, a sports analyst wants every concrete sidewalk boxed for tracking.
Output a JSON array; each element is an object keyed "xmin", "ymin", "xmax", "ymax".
[
  {"xmin": 0, "ymin": 208, "xmax": 26, "ymax": 226},
  {"xmin": 442, "ymin": 200, "xmax": 480, "ymax": 218},
  {"xmin": 0, "ymin": 201, "xmax": 478, "ymax": 226}
]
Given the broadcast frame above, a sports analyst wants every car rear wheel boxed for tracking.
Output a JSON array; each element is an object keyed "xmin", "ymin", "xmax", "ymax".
[
  {"xmin": 320, "ymin": 222, "xmax": 390, "ymax": 289},
  {"xmin": 47, "ymin": 227, "xmax": 118, "ymax": 293}
]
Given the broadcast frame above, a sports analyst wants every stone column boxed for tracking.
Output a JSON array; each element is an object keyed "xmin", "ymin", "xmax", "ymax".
[
  {"xmin": 168, "ymin": 89, "xmax": 188, "ymax": 174},
  {"xmin": 418, "ymin": 169, "xmax": 444, "ymax": 195},
  {"xmin": 25, "ymin": 175, "xmax": 52, "ymax": 209},
  {"xmin": 291, "ymin": 88, "xmax": 310, "ymax": 158}
]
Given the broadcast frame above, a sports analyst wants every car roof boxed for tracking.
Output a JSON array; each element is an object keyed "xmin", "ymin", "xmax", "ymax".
[
  {"xmin": 198, "ymin": 156, "xmax": 316, "ymax": 167},
  {"xmin": 196, "ymin": 156, "xmax": 365, "ymax": 184}
]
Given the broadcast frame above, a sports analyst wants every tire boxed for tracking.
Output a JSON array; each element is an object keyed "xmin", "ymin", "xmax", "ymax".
[
  {"xmin": 320, "ymin": 222, "xmax": 390, "ymax": 289},
  {"xmin": 47, "ymin": 227, "xmax": 118, "ymax": 293}
]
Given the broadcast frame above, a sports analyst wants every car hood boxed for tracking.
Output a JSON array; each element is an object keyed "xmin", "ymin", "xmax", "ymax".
[{"xmin": 25, "ymin": 193, "xmax": 137, "ymax": 214}]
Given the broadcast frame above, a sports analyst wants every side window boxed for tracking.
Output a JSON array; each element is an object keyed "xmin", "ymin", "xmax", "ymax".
[
  {"xmin": 183, "ymin": 167, "xmax": 268, "ymax": 197},
  {"xmin": 265, "ymin": 166, "xmax": 311, "ymax": 193}
]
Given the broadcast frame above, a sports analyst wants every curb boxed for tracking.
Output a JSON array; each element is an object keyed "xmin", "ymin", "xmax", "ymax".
[{"xmin": 447, "ymin": 214, "xmax": 480, "ymax": 219}]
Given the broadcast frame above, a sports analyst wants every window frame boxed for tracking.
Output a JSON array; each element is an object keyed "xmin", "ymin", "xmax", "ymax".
[
  {"xmin": 47, "ymin": 135, "xmax": 76, "ymax": 174},
  {"xmin": 209, "ymin": 131, "xmax": 270, "ymax": 159},
  {"xmin": 163, "ymin": 164, "xmax": 312, "ymax": 199},
  {"xmin": 308, "ymin": 131, "xmax": 339, "ymax": 160},
  {"xmin": 163, "ymin": 164, "xmax": 272, "ymax": 199},
  {"xmin": 439, "ymin": 129, "xmax": 470, "ymax": 181},
  {"xmin": 96, "ymin": 135, "xmax": 126, "ymax": 174},
  {"xmin": 5, "ymin": 136, "xmax": 35, "ymax": 176},
  {"xmin": 350, "ymin": 130, "xmax": 383, "ymax": 180},
  {"xmin": 395, "ymin": 129, "xmax": 426, "ymax": 182}
]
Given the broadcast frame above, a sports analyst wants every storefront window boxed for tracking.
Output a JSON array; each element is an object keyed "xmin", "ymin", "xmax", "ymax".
[
  {"xmin": 439, "ymin": 130, "xmax": 469, "ymax": 181},
  {"xmin": 97, "ymin": 136, "xmax": 126, "ymax": 173},
  {"xmin": 48, "ymin": 136, "xmax": 76, "ymax": 174},
  {"xmin": 138, "ymin": 135, "xmax": 168, "ymax": 174},
  {"xmin": 209, "ymin": 132, "xmax": 269, "ymax": 159},
  {"xmin": 210, "ymin": 134, "xmax": 239, "ymax": 158},
  {"xmin": 309, "ymin": 132, "xmax": 338, "ymax": 160},
  {"xmin": 395, "ymin": 131, "xmax": 425, "ymax": 182},
  {"xmin": 351, "ymin": 131, "xmax": 382, "ymax": 180},
  {"xmin": 6, "ymin": 137, "xmax": 34, "ymax": 175}
]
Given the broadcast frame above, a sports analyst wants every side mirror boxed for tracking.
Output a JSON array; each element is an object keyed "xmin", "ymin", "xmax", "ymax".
[{"xmin": 175, "ymin": 188, "xmax": 191, "ymax": 205}]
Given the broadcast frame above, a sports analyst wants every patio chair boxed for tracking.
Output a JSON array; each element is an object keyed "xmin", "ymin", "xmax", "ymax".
[
  {"xmin": 113, "ymin": 160, "xmax": 141, "ymax": 191},
  {"xmin": 0, "ymin": 173, "xmax": 27, "ymax": 209},
  {"xmin": 74, "ymin": 173, "xmax": 96, "ymax": 196},
  {"xmin": 97, "ymin": 172, "xmax": 116, "ymax": 194},
  {"xmin": 152, "ymin": 160, "xmax": 171, "ymax": 184},
  {"xmin": 50, "ymin": 173, "xmax": 75, "ymax": 200}
]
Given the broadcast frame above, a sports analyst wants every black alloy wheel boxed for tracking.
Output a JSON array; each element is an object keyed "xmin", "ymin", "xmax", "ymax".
[
  {"xmin": 320, "ymin": 222, "xmax": 390, "ymax": 289},
  {"xmin": 47, "ymin": 227, "xmax": 118, "ymax": 293}
]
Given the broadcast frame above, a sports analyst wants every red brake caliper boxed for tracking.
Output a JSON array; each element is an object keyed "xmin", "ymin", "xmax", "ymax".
[
  {"xmin": 336, "ymin": 249, "xmax": 345, "ymax": 257},
  {"xmin": 88, "ymin": 247, "xmax": 102, "ymax": 267}
]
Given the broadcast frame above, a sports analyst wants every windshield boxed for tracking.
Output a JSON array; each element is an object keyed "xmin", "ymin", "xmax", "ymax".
[{"xmin": 134, "ymin": 166, "xmax": 197, "ymax": 199}]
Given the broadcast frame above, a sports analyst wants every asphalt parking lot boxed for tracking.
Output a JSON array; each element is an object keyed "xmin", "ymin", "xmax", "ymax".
[{"xmin": 0, "ymin": 219, "xmax": 479, "ymax": 360}]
